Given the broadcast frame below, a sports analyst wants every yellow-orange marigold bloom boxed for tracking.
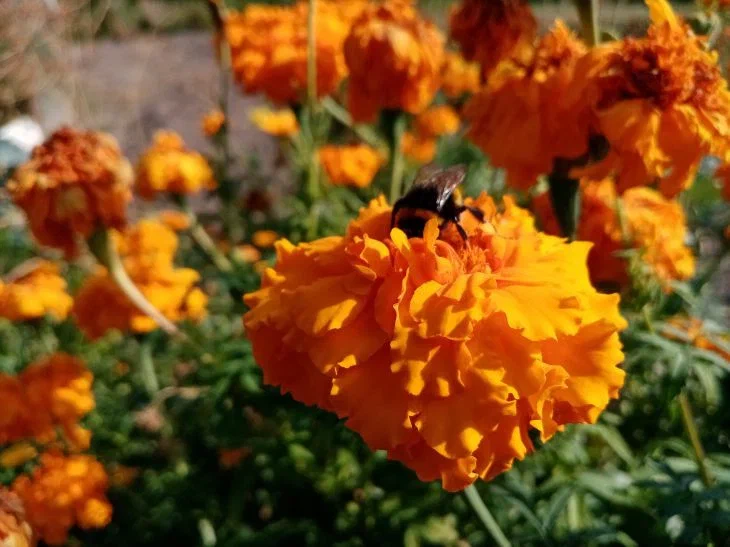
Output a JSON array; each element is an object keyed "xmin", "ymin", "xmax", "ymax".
[
  {"xmin": 534, "ymin": 179, "xmax": 695, "ymax": 288},
  {"xmin": 449, "ymin": 0, "xmax": 536, "ymax": 77},
  {"xmin": 252, "ymin": 230, "xmax": 279, "ymax": 249},
  {"xmin": 0, "ymin": 262, "xmax": 72, "ymax": 322},
  {"xmin": 319, "ymin": 144, "xmax": 385, "ymax": 188},
  {"xmin": 7, "ymin": 128, "xmax": 132, "ymax": 257},
  {"xmin": 244, "ymin": 193, "xmax": 626, "ymax": 491},
  {"xmin": 157, "ymin": 210, "xmax": 191, "ymax": 232},
  {"xmin": 0, "ymin": 489, "xmax": 34, "ymax": 547},
  {"xmin": 402, "ymin": 131, "xmax": 437, "ymax": 164},
  {"xmin": 135, "ymin": 131, "xmax": 216, "ymax": 199},
  {"xmin": 72, "ymin": 220, "xmax": 208, "ymax": 339},
  {"xmin": 225, "ymin": 1, "xmax": 366, "ymax": 104},
  {"xmin": 0, "ymin": 443, "xmax": 38, "ymax": 469},
  {"xmin": 440, "ymin": 51, "xmax": 480, "ymax": 99},
  {"xmin": 414, "ymin": 106, "xmax": 461, "ymax": 138},
  {"xmin": 201, "ymin": 109, "xmax": 225, "ymax": 137},
  {"xmin": 233, "ymin": 244, "xmax": 262, "ymax": 264},
  {"xmin": 249, "ymin": 107, "xmax": 299, "ymax": 137},
  {"xmin": 344, "ymin": 1, "xmax": 445, "ymax": 122},
  {"xmin": 464, "ymin": 21, "xmax": 591, "ymax": 190},
  {"xmin": 12, "ymin": 451, "xmax": 112, "ymax": 546},
  {"xmin": 573, "ymin": 0, "xmax": 730, "ymax": 197}
]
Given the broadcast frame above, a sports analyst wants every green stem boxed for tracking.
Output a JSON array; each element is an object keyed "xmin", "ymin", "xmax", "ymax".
[
  {"xmin": 88, "ymin": 229, "xmax": 180, "ymax": 337},
  {"xmin": 139, "ymin": 337, "xmax": 160, "ymax": 396},
  {"xmin": 320, "ymin": 97, "xmax": 384, "ymax": 149},
  {"xmin": 678, "ymin": 391, "xmax": 714, "ymax": 488},
  {"xmin": 388, "ymin": 115, "xmax": 407, "ymax": 204},
  {"xmin": 464, "ymin": 485, "xmax": 512, "ymax": 547},
  {"xmin": 573, "ymin": 0, "xmax": 600, "ymax": 46},
  {"xmin": 179, "ymin": 200, "xmax": 233, "ymax": 272}
]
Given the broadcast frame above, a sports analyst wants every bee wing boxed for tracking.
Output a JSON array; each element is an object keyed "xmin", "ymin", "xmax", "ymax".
[{"xmin": 410, "ymin": 164, "xmax": 467, "ymax": 210}]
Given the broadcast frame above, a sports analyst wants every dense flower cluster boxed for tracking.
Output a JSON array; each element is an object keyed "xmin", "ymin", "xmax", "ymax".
[
  {"xmin": 225, "ymin": 1, "xmax": 366, "ymax": 104},
  {"xmin": 449, "ymin": 0, "xmax": 536, "ymax": 77},
  {"xmin": 534, "ymin": 179, "xmax": 695, "ymax": 287},
  {"xmin": 11, "ymin": 451, "xmax": 112, "ymax": 546},
  {"xmin": 344, "ymin": 1, "xmax": 444, "ymax": 122},
  {"xmin": 440, "ymin": 51, "xmax": 480, "ymax": 100},
  {"xmin": 250, "ymin": 107, "xmax": 299, "ymax": 137},
  {"xmin": 573, "ymin": 0, "xmax": 730, "ymax": 196},
  {"xmin": 465, "ymin": 22, "xmax": 591, "ymax": 190},
  {"xmin": 0, "ymin": 353, "xmax": 95, "ymax": 450},
  {"xmin": 7, "ymin": 128, "xmax": 132, "ymax": 257},
  {"xmin": 135, "ymin": 131, "xmax": 216, "ymax": 199},
  {"xmin": 244, "ymin": 196, "xmax": 626, "ymax": 490},
  {"xmin": 72, "ymin": 220, "xmax": 208, "ymax": 339},
  {"xmin": 0, "ymin": 489, "xmax": 33, "ymax": 547},
  {"xmin": 0, "ymin": 262, "xmax": 72, "ymax": 322},
  {"xmin": 319, "ymin": 144, "xmax": 384, "ymax": 188}
]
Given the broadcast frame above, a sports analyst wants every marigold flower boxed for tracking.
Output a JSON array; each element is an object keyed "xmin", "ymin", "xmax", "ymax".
[
  {"xmin": 135, "ymin": 131, "xmax": 216, "ymax": 200},
  {"xmin": 0, "ymin": 262, "xmax": 72, "ymax": 322},
  {"xmin": 249, "ymin": 107, "xmax": 299, "ymax": 137},
  {"xmin": 464, "ymin": 21, "xmax": 591, "ymax": 190},
  {"xmin": 157, "ymin": 210, "xmax": 191, "ymax": 232},
  {"xmin": 0, "ymin": 489, "xmax": 33, "ymax": 547},
  {"xmin": 449, "ymin": 0, "xmax": 536, "ymax": 77},
  {"xmin": 414, "ymin": 105, "xmax": 461, "ymax": 138},
  {"xmin": 665, "ymin": 316, "xmax": 730, "ymax": 361},
  {"xmin": 252, "ymin": 230, "xmax": 279, "ymax": 249},
  {"xmin": 0, "ymin": 443, "xmax": 38, "ymax": 469},
  {"xmin": 7, "ymin": 128, "xmax": 132, "ymax": 257},
  {"xmin": 402, "ymin": 131, "xmax": 437, "ymax": 164},
  {"xmin": 534, "ymin": 179, "xmax": 695, "ymax": 288},
  {"xmin": 319, "ymin": 144, "xmax": 385, "ymax": 188},
  {"xmin": 11, "ymin": 451, "xmax": 112, "ymax": 546},
  {"xmin": 225, "ymin": 1, "xmax": 366, "ymax": 104},
  {"xmin": 72, "ymin": 220, "xmax": 208, "ymax": 339},
  {"xmin": 233, "ymin": 244, "xmax": 262, "ymax": 264},
  {"xmin": 244, "ymin": 193, "xmax": 626, "ymax": 491},
  {"xmin": 440, "ymin": 51, "xmax": 481, "ymax": 99},
  {"xmin": 201, "ymin": 109, "xmax": 226, "ymax": 137},
  {"xmin": 573, "ymin": 0, "xmax": 730, "ymax": 197},
  {"xmin": 344, "ymin": 1, "xmax": 445, "ymax": 122}
]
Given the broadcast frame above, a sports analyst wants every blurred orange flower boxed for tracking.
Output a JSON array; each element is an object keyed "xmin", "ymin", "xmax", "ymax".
[
  {"xmin": 414, "ymin": 105, "xmax": 460, "ymax": 138},
  {"xmin": 573, "ymin": 0, "xmax": 730, "ymax": 197},
  {"xmin": 233, "ymin": 244, "xmax": 262, "ymax": 264},
  {"xmin": 0, "ymin": 489, "xmax": 33, "ymax": 547},
  {"xmin": 252, "ymin": 230, "xmax": 279, "ymax": 249},
  {"xmin": 0, "ymin": 443, "xmax": 38, "ymax": 469},
  {"xmin": 465, "ymin": 21, "xmax": 590, "ymax": 190},
  {"xmin": 157, "ymin": 210, "xmax": 191, "ymax": 232},
  {"xmin": 12, "ymin": 451, "xmax": 112, "ymax": 546},
  {"xmin": 201, "ymin": 109, "xmax": 226, "ymax": 137},
  {"xmin": 449, "ymin": 0, "xmax": 536, "ymax": 77},
  {"xmin": 135, "ymin": 131, "xmax": 216, "ymax": 199},
  {"xmin": 225, "ymin": 1, "xmax": 366, "ymax": 104},
  {"xmin": 319, "ymin": 144, "xmax": 385, "ymax": 188},
  {"xmin": 534, "ymin": 179, "xmax": 695, "ymax": 288},
  {"xmin": 440, "ymin": 51, "xmax": 481, "ymax": 99},
  {"xmin": 0, "ymin": 262, "xmax": 72, "ymax": 322},
  {"xmin": 401, "ymin": 131, "xmax": 437, "ymax": 163},
  {"xmin": 344, "ymin": 1, "xmax": 444, "ymax": 122},
  {"xmin": 665, "ymin": 316, "xmax": 730, "ymax": 361},
  {"xmin": 244, "ymin": 194, "xmax": 626, "ymax": 491},
  {"xmin": 7, "ymin": 128, "xmax": 132, "ymax": 257},
  {"xmin": 72, "ymin": 220, "xmax": 208, "ymax": 339},
  {"xmin": 249, "ymin": 107, "xmax": 299, "ymax": 137}
]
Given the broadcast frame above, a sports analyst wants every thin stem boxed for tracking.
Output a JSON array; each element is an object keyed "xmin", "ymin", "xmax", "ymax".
[
  {"xmin": 388, "ymin": 115, "xmax": 407, "ymax": 204},
  {"xmin": 304, "ymin": 0, "xmax": 321, "ymax": 226},
  {"xmin": 320, "ymin": 97, "xmax": 384, "ymax": 149},
  {"xmin": 139, "ymin": 337, "xmax": 160, "ymax": 396},
  {"xmin": 464, "ymin": 485, "xmax": 512, "ymax": 547},
  {"xmin": 306, "ymin": 0, "xmax": 317, "ymax": 112},
  {"xmin": 179, "ymin": 200, "xmax": 233, "ymax": 272},
  {"xmin": 88, "ymin": 229, "xmax": 180, "ymax": 337},
  {"xmin": 678, "ymin": 391, "xmax": 714, "ymax": 488},
  {"xmin": 573, "ymin": 0, "xmax": 600, "ymax": 46}
]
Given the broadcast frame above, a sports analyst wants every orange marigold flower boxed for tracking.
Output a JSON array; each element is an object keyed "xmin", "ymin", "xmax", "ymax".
[
  {"xmin": 135, "ymin": 131, "xmax": 216, "ymax": 199},
  {"xmin": 12, "ymin": 451, "xmax": 112, "ymax": 546},
  {"xmin": 464, "ymin": 21, "xmax": 591, "ymax": 190},
  {"xmin": 0, "ymin": 443, "xmax": 38, "ymax": 469},
  {"xmin": 573, "ymin": 0, "xmax": 730, "ymax": 197},
  {"xmin": 319, "ymin": 144, "xmax": 385, "ymax": 188},
  {"xmin": 0, "ymin": 261, "xmax": 72, "ymax": 322},
  {"xmin": 7, "ymin": 128, "xmax": 132, "ymax": 257},
  {"xmin": 344, "ymin": 1, "xmax": 445, "ymax": 122},
  {"xmin": 449, "ymin": 0, "xmax": 536, "ymax": 77},
  {"xmin": 72, "ymin": 220, "xmax": 208, "ymax": 339},
  {"xmin": 0, "ymin": 489, "xmax": 34, "ymax": 547},
  {"xmin": 402, "ymin": 131, "xmax": 437, "ymax": 164},
  {"xmin": 243, "ymin": 193, "xmax": 626, "ymax": 491},
  {"xmin": 534, "ymin": 179, "xmax": 695, "ymax": 288},
  {"xmin": 440, "ymin": 51, "xmax": 481, "ymax": 99},
  {"xmin": 233, "ymin": 244, "xmax": 262, "ymax": 264},
  {"xmin": 249, "ymin": 107, "xmax": 299, "ymax": 137},
  {"xmin": 225, "ymin": 1, "xmax": 366, "ymax": 104},
  {"xmin": 413, "ymin": 105, "xmax": 461, "ymax": 138},
  {"xmin": 157, "ymin": 210, "xmax": 191, "ymax": 232},
  {"xmin": 252, "ymin": 230, "xmax": 279, "ymax": 249},
  {"xmin": 201, "ymin": 109, "xmax": 225, "ymax": 137}
]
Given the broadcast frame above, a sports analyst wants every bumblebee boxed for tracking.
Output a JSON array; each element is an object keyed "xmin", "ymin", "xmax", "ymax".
[{"xmin": 391, "ymin": 164, "xmax": 484, "ymax": 240}]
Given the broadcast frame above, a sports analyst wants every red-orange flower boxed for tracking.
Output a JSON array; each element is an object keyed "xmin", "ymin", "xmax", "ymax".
[
  {"xmin": 7, "ymin": 128, "xmax": 132, "ymax": 257},
  {"xmin": 401, "ymin": 131, "xmax": 437, "ymax": 164},
  {"xmin": 244, "ymin": 193, "xmax": 626, "ymax": 490},
  {"xmin": 319, "ymin": 144, "xmax": 385, "ymax": 188},
  {"xmin": 413, "ymin": 105, "xmax": 461, "ymax": 138},
  {"xmin": 440, "ymin": 51, "xmax": 480, "ymax": 99},
  {"xmin": 344, "ymin": 1, "xmax": 445, "ymax": 122}
]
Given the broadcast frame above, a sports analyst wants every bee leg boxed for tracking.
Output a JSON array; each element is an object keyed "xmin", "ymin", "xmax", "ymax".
[
  {"xmin": 455, "ymin": 205, "xmax": 485, "ymax": 222},
  {"xmin": 443, "ymin": 217, "xmax": 468, "ymax": 241}
]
